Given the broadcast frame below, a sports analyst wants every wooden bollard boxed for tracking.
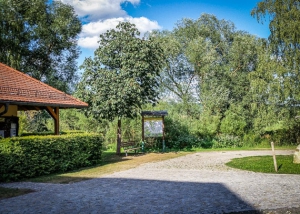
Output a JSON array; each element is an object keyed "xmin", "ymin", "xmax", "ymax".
[{"xmin": 271, "ymin": 141, "xmax": 278, "ymax": 172}]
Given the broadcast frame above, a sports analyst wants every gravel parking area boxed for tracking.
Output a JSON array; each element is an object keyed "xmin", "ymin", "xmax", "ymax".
[{"xmin": 0, "ymin": 150, "xmax": 299, "ymax": 213}]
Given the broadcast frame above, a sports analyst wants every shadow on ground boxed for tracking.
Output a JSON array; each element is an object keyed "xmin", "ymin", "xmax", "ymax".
[{"xmin": 0, "ymin": 177, "xmax": 258, "ymax": 213}]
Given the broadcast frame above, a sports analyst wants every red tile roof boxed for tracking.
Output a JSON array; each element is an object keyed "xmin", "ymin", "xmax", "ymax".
[{"xmin": 0, "ymin": 62, "xmax": 88, "ymax": 108}]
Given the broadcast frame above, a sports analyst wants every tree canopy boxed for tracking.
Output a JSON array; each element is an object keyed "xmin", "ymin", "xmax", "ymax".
[
  {"xmin": 77, "ymin": 22, "xmax": 165, "ymax": 154},
  {"xmin": 252, "ymin": 0, "xmax": 300, "ymax": 106},
  {"xmin": 0, "ymin": 0, "xmax": 81, "ymax": 92},
  {"xmin": 12, "ymin": 2, "xmax": 300, "ymax": 151}
]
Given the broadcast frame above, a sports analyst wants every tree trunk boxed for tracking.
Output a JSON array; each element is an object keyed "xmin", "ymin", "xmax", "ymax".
[{"xmin": 116, "ymin": 118, "xmax": 121, "ymax": 155}]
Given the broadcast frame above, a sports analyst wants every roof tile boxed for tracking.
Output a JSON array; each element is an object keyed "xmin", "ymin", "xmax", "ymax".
[{"xmin": 0, "ymin": 62, "xmax": 88, "ymax": 108}]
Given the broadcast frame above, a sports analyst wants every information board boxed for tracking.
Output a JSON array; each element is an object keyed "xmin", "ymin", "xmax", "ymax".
[{"xmin": 144, "ymin": 117, "xmax": 163, "ymax": 137}]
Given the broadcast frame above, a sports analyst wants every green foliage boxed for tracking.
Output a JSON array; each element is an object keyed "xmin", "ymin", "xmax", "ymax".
[
  {"xmin": 197, "ymin": 110, "xmax": 221, "ymax": 137},
  {"xmin": 211, "ymin": 134, "xmax": 242, "ymax": 149},
  {"xmin": 0, "ymin": 134, "xmax": 102, "ymax": 182},
  {"xmin": 77, "ymin": 22, "xmax": 165, "ymax": 121},
  {"xmin": 17, "ymin": 111, "xmax": 50, "ymax": 134},
  {"xmin": 58, "ymin": 109, "xmax": 108, "ymax": 133},
  {"xmin": 242, "ymin": 133, "xmax": 264, "ymax": 147},
  {"xmin": 103, "ymin": 117, "xmax": 141, "ymax": 147},
  {"xmin": 154, "ymin": 12, "xmax": 300, "ymax": 146},
  {"xmin": 220, "ymin": 105, "xmax": 248, "ymax": 136},
  {"xmin": 77, "ymin": 22, "xmax": 165, "ymax": 154},
  {"xmin": 251, "ymin": 1, "xmax": 300, "ymax": 145},
  {"xmin": 19, "ymin": 130, "xmax": 86, "ymax": 137},
  {"xmin": 152, "ymin": 30, "xmax": 198, "ymax": 113},
  {"xmin": 252, "ymin": 0, "xmax": 300, "ymax": 69},
  {"xmin": 0, "ymin": 0, "xmax": 81, "ymax": 92}
]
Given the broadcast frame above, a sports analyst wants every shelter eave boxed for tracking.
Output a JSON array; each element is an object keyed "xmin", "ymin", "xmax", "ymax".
[{"xmin": 0, "ymin": 100, "xmax": 88, "ymax": 109}]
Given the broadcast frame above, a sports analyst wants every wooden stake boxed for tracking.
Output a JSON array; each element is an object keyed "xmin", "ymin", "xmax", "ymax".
[
  {"xmin": 142, "ymin": 115, "xmax": 144, "ymax": 142},
  {"xmin": 271, "ymin": 141, "xmax": 278, "ymax": 172}
]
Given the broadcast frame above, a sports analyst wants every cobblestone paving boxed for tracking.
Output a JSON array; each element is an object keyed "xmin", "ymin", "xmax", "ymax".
[{"xmin": 0, "ymin": 150, "xmax": 300, "ymax": 214}]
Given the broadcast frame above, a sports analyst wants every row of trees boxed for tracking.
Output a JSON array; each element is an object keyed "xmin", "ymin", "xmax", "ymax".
[
  {"xmin": 1, "ymin": 0, "xmax": 300, "ymax": 152},
  {"xmin": 76, "ymin": 0, "xmax": 300, "ymax": 151}
]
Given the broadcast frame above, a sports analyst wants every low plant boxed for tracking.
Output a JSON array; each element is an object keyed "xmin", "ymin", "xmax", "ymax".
[
  {"xmin": 0, "ymin": 133, "xmax": 103, "ymax": 182},
  {"xmin": 212, "ymin": 134, "xmax": 242, "ymax": 148}
]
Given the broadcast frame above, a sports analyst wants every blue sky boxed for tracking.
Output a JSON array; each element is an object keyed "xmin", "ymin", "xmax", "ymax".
[
  {"xmin": 59, "ymin": 0, "xmax": 270, "ymax": 69},
  {"xmin": 123, "ymin": 0, "xmax": 270, "ymax": 37}
]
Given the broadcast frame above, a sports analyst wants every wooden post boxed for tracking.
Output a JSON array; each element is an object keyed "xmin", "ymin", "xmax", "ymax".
[
  {"xmin": 162, "ymin": 116, "xmax": 165, "ymax": 152},
  {"xmin": 271, "ymin": 141, "xmax": 278, "ymax": 172},
  {"xmin": 142, "ymin": 115, "xmax": 145, "ymax": 142},
  {"xmin": 54, "ymin": 107, "xmax": 59, "ymax": 135},
  {"xmin": 117, "ymin": 119, "xmax": 121, "ymax": 155},
  {"xmin": 162, "ymin": 116, "xmax": 165, "ymax": 142},
  {"xmin": 45, "ymin": 106, "xmax": 60, "ymax": 135}
]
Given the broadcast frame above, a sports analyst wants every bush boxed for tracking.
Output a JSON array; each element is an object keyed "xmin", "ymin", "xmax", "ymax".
[
  {"xmin": 0, "ymin": 134, "xmax": 103, "ymax": 182},
  {"xmin": 212, "ymin": 134, "xmax": 242, "ymax": 148},
  {"xmin": 198, "ymin": 137, "xmax": 213, "ymax": 149},
  {"xmin": 167, "ymin": 135, "xmax": 200, "ymax": 150},
  {"xmin": 20, "ymin": 130, "xmax": 87, "ymax": 137}
]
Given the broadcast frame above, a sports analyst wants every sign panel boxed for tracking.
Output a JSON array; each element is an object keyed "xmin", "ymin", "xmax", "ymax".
[{"xmin": 144, "ymin": 117, "xmax": 163, "ymax": 137}]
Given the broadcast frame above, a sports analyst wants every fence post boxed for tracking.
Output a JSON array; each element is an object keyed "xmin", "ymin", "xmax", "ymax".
[{"xmin": 271, "ymin": 141, "xmax": 278, "ymax": 172}]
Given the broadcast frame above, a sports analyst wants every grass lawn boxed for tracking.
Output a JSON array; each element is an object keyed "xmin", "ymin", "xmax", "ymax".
[
  {"xmin": 226, "ymin": 155, "xmax": 300, "ymax": 174},
  {"xmin": 0, "ymin": 187, "xmax": 35, "ymax": 200},
  {"xmin": 27, "ymin": 151, "xmax": 191, "ymax": 184}
]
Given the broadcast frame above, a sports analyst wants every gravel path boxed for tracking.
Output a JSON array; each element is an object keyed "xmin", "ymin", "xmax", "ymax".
[{"xmin": 1, "ymin": 150, "xmax": 300, "ymax": 214}]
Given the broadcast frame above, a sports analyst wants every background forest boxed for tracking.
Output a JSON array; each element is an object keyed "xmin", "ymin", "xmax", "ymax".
[{"xmin": 1, "ymin": 0, "xmax": 300, "ymax": 151}]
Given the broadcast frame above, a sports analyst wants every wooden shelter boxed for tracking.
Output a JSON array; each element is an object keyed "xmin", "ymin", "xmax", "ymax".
[{"xmin": 0, "ymin": 62, "xmax": 88, "ymax": 137}]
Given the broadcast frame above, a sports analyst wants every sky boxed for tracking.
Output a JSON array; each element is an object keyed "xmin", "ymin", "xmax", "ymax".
[{"xmin": 58, "ymin": 0, "xmax": 271, "ymax": 69}]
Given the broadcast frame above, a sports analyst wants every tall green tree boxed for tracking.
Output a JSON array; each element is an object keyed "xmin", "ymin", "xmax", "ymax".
[
  {"xmin": 153, "ymin": 30, "xmax": 198, "ymax": 116},
  {"xmin": 77, "ymin": 22, "xmax": 165, "ymax": 154},
  {"xmin": 0, "ymin": 0, "xmax": 81, "ymax": 92},
  {"xmin": 172, "ymin": 14, "xmax": 261, "ymax": 136},
  {"xmin": 251, "ymin": 0, "xmax": 300, "ymax": 144},
  {"xmin": 252, "ymin": 0, "xmax": 300, "ymax": 106}
]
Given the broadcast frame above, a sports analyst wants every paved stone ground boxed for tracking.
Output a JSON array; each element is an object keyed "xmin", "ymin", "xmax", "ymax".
[{"xmin": 0, "ymin": 150, "xmax": 300, "ymax": 214}]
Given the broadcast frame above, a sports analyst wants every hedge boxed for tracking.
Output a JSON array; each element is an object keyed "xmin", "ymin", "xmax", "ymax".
[{"xmin": 0, "ymin": 134, "xmax": 103, "ymax": 182}]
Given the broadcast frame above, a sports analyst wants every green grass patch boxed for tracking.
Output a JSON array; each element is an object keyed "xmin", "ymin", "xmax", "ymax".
[
  {"xmin": 190, "ymin": 145, "xmax": 296, "ymax": 152},
  {"xmin": 26, "ymin": 151, "xmax": 191, "ymax": 184},
  {"xmin": 226, "ymin": 155, "xmax": 300, "ymax": 174},
  {"xmin": 0, "ymin": 187, "xmax": 35, "ymax": 200}
]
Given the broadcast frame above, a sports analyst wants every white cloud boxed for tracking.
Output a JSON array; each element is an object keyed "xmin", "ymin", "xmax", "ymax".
[
  {"xmin": 79, "ymin": 17, "xmax": 161, "ymax": 49},
  {"xmin": 59, "ymin": 0, "xmax": 140, "ymax": 21},
  {"xmin": 57, "ymin": 0, "xmax": 161, "ymax": 49}
]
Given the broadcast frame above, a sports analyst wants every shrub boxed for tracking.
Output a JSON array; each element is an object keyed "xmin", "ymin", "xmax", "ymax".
[
  {"xmin": 169, "ymin": 135, "xmax": 200, "ymax": 150},
  {"xmin": 212, "ymin": 134, "xmax": 242, "ymax": 148},
  {"xmin": 20, "ymin": 130, "xmax": 87, "ymax": 137},
  {"xmin": 198, "ymin": 137, "xmax": 213, "ymax": 149},
  {"xmin": 0, "ymin": 134, "xmax": 102, "ymax": 182}
]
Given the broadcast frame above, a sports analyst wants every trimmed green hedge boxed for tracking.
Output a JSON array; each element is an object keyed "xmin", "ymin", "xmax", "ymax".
[
  {"xmin": 0, "ymin": 134, "xmax": 103, "ymax": 182},
  {"xmin": 20, "ymin": 130, "xmax": 86, "ymax": 137}
]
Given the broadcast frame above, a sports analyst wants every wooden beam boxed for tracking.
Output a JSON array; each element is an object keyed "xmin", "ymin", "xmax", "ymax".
[
  {"xmin": 54, "ymin": 107, "xmax": 59, "ymax": 135},
  {"xmin": 45, "ymin": 106, "xmax": 60, "ymax": 135},
  {"xmin": 17, "ymin": 106, "xmax": 41, "ymax": 111},
  {"xmin": 33, "ymin": 106, "xmax": 41, "ymax": 111}
]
